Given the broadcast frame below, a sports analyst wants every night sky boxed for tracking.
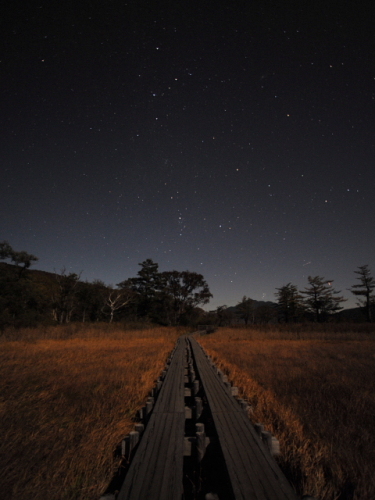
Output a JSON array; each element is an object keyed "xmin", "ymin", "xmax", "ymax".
[{"xmin": 1, "ymin": 1, "xmax": 374, "ymax": 310}]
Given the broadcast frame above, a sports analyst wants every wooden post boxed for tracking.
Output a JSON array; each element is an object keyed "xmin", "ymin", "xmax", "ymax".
[
  {"xmin": 121, "ymin": 436, "xmax": 128, "ymax": 457},
  {"xmin": 261, "ymin": 431, "xmax": 273, "ymax": 452},
  {"xmin": 196, "ymin": 423, "xmax": 206, "ymax": 462},
  {"xmin": 261, "ymin": 431, "xmax": 281, "ymax": 456},
  {"xmin": 231, "ymin": 386, "xmax": 239, "ymax": 396},
  {"xmin": 193, "ymin": 379, "xmax": 200, "ymax": 395},
  {"xmin": 184, "ymin": 436, "xmax": 192, "ymax": 456},
  {"xmin": 240, "ymin": 400, "xmax": 249, "ymax": 412},
  {"xmin": 138, "ymin": 406, "xmax": 146, "ymax": 420},
  {"xmin": 134, "ymin": 423, "xmax": 144, "ymax": 435},
  {"xmin": 121, "ymin": 432, "xmax": 139, "ymax": 459},
  {"xmin": 224, "ymin": 380, "xmax": 231, "ymax": 393},
  {"xmin": 146, "ymin": 397, "xmax": 154, "ymax": 415},
  {"xmin": 195, "ymin": 397, "xmax": 203, "ymax": 419},
  {"xmin": 270, "ymin": 436, "xmax": 281, "ymax": 456},
  {"xmin": 254, "ymin": 423, "xmax": 264, "ymax": 436},
  {"xmin": 129, "ymin": 431, "xmax": 139, "ymax": 455}
]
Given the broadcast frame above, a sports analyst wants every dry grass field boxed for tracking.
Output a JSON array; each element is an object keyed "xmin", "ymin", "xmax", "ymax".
[
  {"xmin": 2, "ymin": 323, "xmax": 374, "ymax": 500},
  {"xmin": 0, "ymin": 324, "xmax": 182, "ymax": 500},
  {"xmin": 198, "ymin": 326, "xmax": 375, "ymax": 500}
]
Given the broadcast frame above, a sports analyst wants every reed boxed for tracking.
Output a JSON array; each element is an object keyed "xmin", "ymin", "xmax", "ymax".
[
  {"xmin": 198, "ymin": 326, "xmax": 375, "ymax": 500},
  {"xmin": 0, "ymin": 325, "xmax": 182, "ymax": 500}
]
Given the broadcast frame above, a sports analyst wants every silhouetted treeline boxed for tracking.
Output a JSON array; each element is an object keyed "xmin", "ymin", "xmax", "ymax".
[
  {"xmin": 212, "ymin": 268, "xmax": 374, "ymax": 326},
  {"xmin": 0, "ymin": 244, "xmax": 212, "ymax": 329},
  {"xmin": 0, "ymin": 241, "xmax": 374, "ymax": 329}
]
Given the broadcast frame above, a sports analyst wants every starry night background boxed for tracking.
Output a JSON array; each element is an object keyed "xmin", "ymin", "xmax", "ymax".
[{"xmin": 1, "ymin": 1, "xmax": 374, "ymax": 310}]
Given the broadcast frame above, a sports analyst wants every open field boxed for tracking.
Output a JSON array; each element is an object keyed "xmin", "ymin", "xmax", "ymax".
[
  {"xmin": 0, "ymin": 324, "xmax": 182, "ymax": 500},
  {"xmin": 198, "ymin": 326, "xmax": 375, "ymax": 500},
  {"xmin": 2, "ymin": 323, "xmax": 375, "ymax": 500}
]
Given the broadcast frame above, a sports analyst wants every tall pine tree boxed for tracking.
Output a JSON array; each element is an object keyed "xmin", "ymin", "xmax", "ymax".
[{"xmin": 349, "ymin": 265, "xmax": 374, "ymax": 322}]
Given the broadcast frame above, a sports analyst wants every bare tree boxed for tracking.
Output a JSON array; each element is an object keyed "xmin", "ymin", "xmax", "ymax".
[{"xmin": 102, "ymin": 288, "xmax": 134, "ymax": 323}]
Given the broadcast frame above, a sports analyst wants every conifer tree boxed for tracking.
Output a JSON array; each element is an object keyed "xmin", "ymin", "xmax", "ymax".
[
  {"xmin": 349, "ymin": 265, "xmax": 374, "ymax": 322},
  {"xmin": 275, "ymin": 283, "xmax": 305, "ymax": 322},
  {"xmin": 301, "ymin": 276, "xmax": 346, "ymax": 322}
]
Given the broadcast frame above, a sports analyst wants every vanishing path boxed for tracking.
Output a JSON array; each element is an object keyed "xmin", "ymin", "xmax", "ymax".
[{"xmin": 104, "ymin": 335, "xmax": 298, "ymax": 500}]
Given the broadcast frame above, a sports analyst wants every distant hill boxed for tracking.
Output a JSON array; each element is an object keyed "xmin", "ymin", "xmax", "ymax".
[
  {"xmin": 212, "ymin": 298, "xmax": 370, "ymax": 323},
  {"xmin": 224, "ymin": 300, "xmax": 278, "ymax": 313},
  {"xmin": 335, "ymin": 306, "xmax": 368, "ymax": 322},
  {"xmin": 0, "ymin": 261, "xmax": 58, "ymax": 285},
  {"xmin": 208, "ymin": 300, "xmax": 277, "ymax": 314}
]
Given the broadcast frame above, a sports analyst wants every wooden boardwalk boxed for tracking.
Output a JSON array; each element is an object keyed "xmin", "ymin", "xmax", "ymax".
[
  {"xmin": 189, "ymin": 337, "xmax": 298, "ymax": 500},
  {"xmin": 117, "ymin": 336, "xmax": 186, "ymax": 500},
  {"xmin": 114, "ymin": 335, "xmax": 298, "ymax": 500}
]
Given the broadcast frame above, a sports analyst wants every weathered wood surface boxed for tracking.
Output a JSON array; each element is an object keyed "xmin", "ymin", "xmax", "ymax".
[
  {"xmin": 189, "ymin": 337, "xmax": 298, "ymax": 500},
  {"xmin": 117, "ymin": 336, "xmax": 186, "ymax": 500}
]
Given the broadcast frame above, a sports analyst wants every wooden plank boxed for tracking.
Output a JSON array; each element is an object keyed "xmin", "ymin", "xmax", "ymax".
[
  {"xmin": 154, "ymin": 339, "xmax": 186, "ymax": 414},
  {"xmin": 189, "ymin": 337, "xmax": 297, "ymax": 500},
  {"xmin": 117, "ymin": 337, "xmax": 186, "ymax": 500}
]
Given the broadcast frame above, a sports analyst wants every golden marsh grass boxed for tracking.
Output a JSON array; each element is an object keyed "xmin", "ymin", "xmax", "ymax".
[
  {"xmin": 0, "ymin": 325, "xmax": 182, "ymax": 500},
  {"xmin": 198, "ymin": 326, "xmax": 375, "ymax": 500},
  {"xmin": 2, "ymin": 323, "xmax": 375, "ymax": 499}
]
